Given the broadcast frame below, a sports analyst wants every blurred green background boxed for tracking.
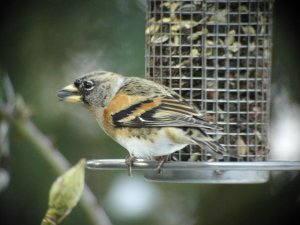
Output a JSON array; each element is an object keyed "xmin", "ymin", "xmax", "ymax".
[{"xmin": 1, "ymin": 1, "xmax": 300, "ymax": 225}]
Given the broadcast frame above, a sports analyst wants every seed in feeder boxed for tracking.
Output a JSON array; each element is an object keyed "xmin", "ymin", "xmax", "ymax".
[
  {"xmin": 262, "ymin": 39, "xmax": 270, "ymax": 47},
  {"xmin": 242, "ymin": 26, "xmax": 256, "ymax": 35},
  {"xmin": 170, "ymin": 2, "xmax": 181, "ymax": 18},
  {"xmin": 217, "ymin": 38, "xmax": 225, "ymax": 46},
  {"xmin": 189, "ymin": 153, "xmax": 201, "ymax": 162},
  {"xmin": 161, "ymin": 2, "xmax": 171, "ymax": 7},
  {"xmin": 171, "ymin": 24, "xmax": 181, "ymax": 32},
  {"xmin": 184, "ymin": 21, "xmax": 199, "ymax": 29},
  {"xmin": 208, "ymin": 10, "xmax": 228, "ymax": 24},
  {"xmin": 173, "ymin": 63, "xmax": 184, "ymax": 69},
  {"xmin": 205, "ymin": 49, "xmax": 213, "ymax": 57},
  {"xmin": 236, "ymin": 138, "xmax": 249, "ymax": 156},
  {"xmin": 229, "ymin": 42, "xmax": 241, "ymax": 53},
  {"xmin": 260, "ymin": 25, "xmax": 266, "ymax": 35},
  {"xmin": 249, "ymin": 42, "xmax": 256, "ymax": 52},
  {"xmin": 187, "ymin": 29, "xmax": 208, "ymax": 41},
  {"xmin": 190, "ymin": 48, "xmax": 200, "ymax": 57},
  {"xmin": 206, "ymin": 40, "xmax": 215, "ymax": 46},
  {"xmin": 151, "ymin": 35, "xmax": 169, "ymax": 44},
  {"xmin": 193, "ymin": 0, "xmax": 202, "ymax": 6},
  {"xmin": 207, "ymin": 91, "xmax": 216, "ymax": 100},
  {"xmin": 172, "ymin": 35, "xmax": 180, "ymax": 46},
  {"xmin": 259, "ymin": 14, "xmax": 267, "ymax": 23},
  {"xmin": 177, "ymin": 4, "xmax": 197, "ymax": 13},
  {"xmin": 192, "ymin": 92, "xmax": 201, "ymax": 98},
  {"xmin": 255, "ymin": 130, "xmax": 263, "ymax": 141},
  {"xmin": 239, "ymin": 5, "xmax": 249, "ymax": 12},
  {"xmin": 171, "ymin": 21, "xmax": 198, "ymax": 32},
  {"xmin": 182, "ymin": 59, "xmax": 191, "ymax": 67},
  {"xmin": 252, "ymin": 106, "xmax": 262, "ymax": 119},
  {"xmin": 205, "ymin": 40, "xmax": 215, "ymax": 56},
  {"xmin": 159, "ymin": 17, "xmax": 171, "ymax": 23},
  {"xmin": 145, "ymin": 23, "xmax": 160, "ymax": 35},
  {"xmin": 225, "ymin": 30, "xmax": 236, "ymax": 46},
  {"xmin": 264, "ymin": 49, "xmax": 270, "ymax": 59},
  {"xmin": 162, "ymin": 1, "xmax": 181, "ymax": 10}
]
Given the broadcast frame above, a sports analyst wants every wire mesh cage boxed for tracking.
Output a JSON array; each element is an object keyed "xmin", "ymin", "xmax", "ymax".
[{"xmin": 144, "ymin": 0, "xmax": 273, "ymax": 182}]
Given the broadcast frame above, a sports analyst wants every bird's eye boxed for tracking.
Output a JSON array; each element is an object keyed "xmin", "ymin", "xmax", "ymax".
[{"xmin": 83, "ymin": 80, "xmax": 94, "ymax": 91}]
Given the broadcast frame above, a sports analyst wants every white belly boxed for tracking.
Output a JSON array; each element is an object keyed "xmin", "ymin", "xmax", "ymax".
[{"xmin": 116, "ymin": 129, "xmax": 187, "ymax": 159}]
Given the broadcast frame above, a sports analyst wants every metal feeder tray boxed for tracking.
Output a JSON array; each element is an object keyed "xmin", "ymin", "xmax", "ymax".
[{"xmin": 86, "ymin": 159, "xmax": 300, "ymax": 184}]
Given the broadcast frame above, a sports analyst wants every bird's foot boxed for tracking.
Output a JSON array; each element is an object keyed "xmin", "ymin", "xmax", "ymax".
[
  {"xmin": 125, "ymin": 156, "xmax": 137, "ymax": 176},
  {"xmin": 156, "ymin": 155, "xmax": 170, "ymax": 175}
]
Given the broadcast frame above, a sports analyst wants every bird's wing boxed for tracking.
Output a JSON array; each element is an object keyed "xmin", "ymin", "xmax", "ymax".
[
  {"xmin": 110, "ymin": 95, "xmax": 220, "ymax": 130},
  {"xmin": 104, "ymin": 77, "xmax": 220, "ymax": 130}
]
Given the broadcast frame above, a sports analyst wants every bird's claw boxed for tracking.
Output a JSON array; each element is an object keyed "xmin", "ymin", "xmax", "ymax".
[
  {"xmin": 156, "ymin": 155, "xmax": 170, "ymax": 175},
  {"xmin": 125, "ymin": 156, "xmax": 137, "ymax": 176}
]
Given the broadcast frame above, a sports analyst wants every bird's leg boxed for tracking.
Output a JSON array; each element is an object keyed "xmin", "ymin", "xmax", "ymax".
[
  {"xmin": 125, "ymin": 155, "xmax": 137, "ymax": 176},
  {"xmin": 156, "ymin": 155, "xmax": 170, "ymax": 175}
]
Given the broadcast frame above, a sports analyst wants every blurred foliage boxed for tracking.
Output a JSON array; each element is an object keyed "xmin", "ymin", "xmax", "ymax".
[{"xmin": 0, "ymin": 1, "xmax": 300, "ymax": 225}]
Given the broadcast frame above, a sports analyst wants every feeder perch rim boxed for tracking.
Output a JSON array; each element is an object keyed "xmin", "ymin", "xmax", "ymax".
[{"xmin": 86, "ymin": 159, "xmax": 300, "ymax": 171}]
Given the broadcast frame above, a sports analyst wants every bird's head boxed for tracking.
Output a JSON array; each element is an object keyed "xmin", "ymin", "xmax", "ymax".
[{"xmin": 57, "ymin": 71, "xmax": 125, "ymax": 109}]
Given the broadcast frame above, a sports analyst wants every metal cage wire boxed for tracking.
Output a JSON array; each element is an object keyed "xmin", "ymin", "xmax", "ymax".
[{"xmin": 145, "ymin": 0, "xmax": 272, "ymax": 162}]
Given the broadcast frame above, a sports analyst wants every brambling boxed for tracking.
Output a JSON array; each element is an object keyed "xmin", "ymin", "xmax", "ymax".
[{"xmin": 57, "ymin": 71, "xmax": 227, "ymax": 175}]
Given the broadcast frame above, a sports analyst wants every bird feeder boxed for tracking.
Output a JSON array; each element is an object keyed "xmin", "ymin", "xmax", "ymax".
[
  {"xmin": 87, "ymin": 0, "xmax": 300, "ymax": 183},
  {"xmin": 144, "ymin": 0, "xmax": 273, "ymax": 183}
]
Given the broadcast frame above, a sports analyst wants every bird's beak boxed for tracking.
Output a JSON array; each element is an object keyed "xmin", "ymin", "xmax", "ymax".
[{"xmin": 57, "ymin": 84, "xmax": 82, "ymax": 103}]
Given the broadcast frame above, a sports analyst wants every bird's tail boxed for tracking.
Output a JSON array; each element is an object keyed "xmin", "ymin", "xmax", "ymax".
[
  {"xmin": 187, "ymin": 126, "xmax": 232, "ymax": 159},
  {"xmin": 191, "ymin": 137, "xmax": 228, "ymax": 159}
]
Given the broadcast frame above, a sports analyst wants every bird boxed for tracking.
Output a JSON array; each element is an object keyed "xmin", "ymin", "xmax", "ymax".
[{"xmin": 57, "ymin": 71, "xmax": 227, "ymax": 175}]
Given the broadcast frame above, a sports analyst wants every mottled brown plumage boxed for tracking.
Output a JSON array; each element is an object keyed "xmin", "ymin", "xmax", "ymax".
[{"xmin": 57, "ymin": 71, "xmax": 227, "ymax": 175}]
